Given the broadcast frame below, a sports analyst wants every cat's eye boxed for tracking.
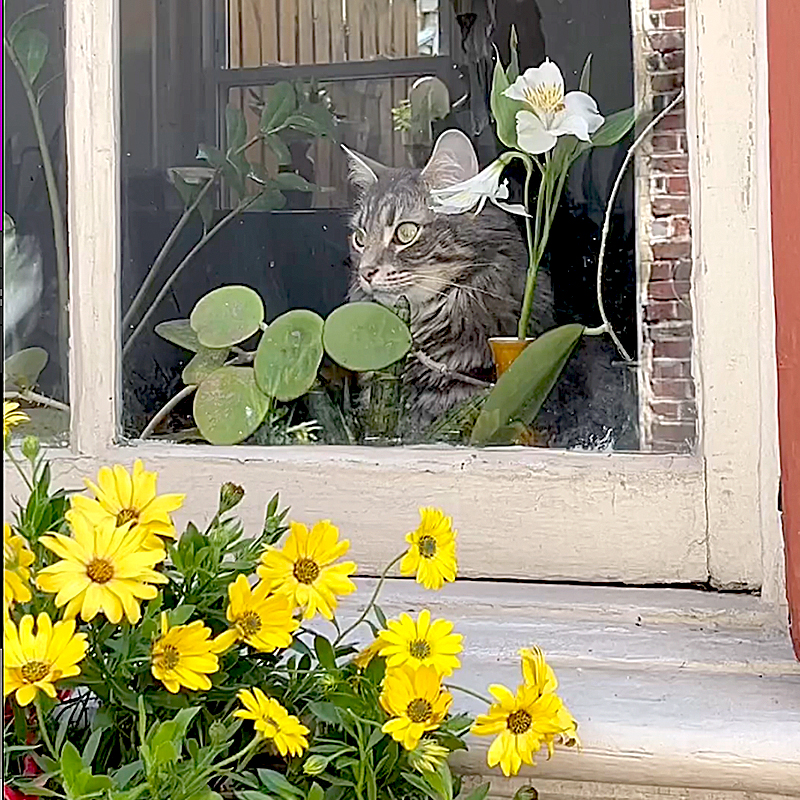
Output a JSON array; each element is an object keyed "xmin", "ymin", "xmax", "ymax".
[
  {"xmin": 352, "ymin": 229, "xmax": 366, "ymax": 251},
  {"xmin": 394, "ymin": 221, "xmax": 420, "ymax": 245}
]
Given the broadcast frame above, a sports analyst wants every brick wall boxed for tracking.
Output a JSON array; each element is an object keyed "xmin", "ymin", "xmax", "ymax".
[{"xmin": 637, "ymin": 0, "xmax": 697, "ymax": 453}]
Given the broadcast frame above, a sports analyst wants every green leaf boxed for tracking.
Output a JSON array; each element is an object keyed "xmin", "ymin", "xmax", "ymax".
[
  {"xmin": 190, "ymin": 285, "xmax": 265, "ymax": 348},
  {"xmin": 197, "ymin": 143, "xmax": 245, "ymax": 198},
  {"xmin": 580, "ymin": 53, "xmax": 593, "ymax": 93},
  {"xmin": 285, "ymin": 102, "xmax": 335, "ymax": 137},
  {"xmin": 256, "ymin": 768, "xmax": 305, "ymax": 800},
  {"xmin": 591, "ymin": 106, "xmax": 636, "ymax": 148},
  {"xmin": 323, "ymin": 303, "xmax": 412, "ymax": 372},
  {"xmin": 186, "ymin": 791, "xmax": 222, "ymax": 800},
  {"xmin": 13, "ymin": 29, "xmax": 49, "ymax": 85},
  {"xmin": 81, "ymin": 726, "xmax": 106, "ymax": 767},
  {"xmin": 8, "ymin": 5, "xmax": 48, "ymax": 44},
  {"xmin": 167, "ymin": 605, "xmax": 196, "ymax": 626},
  {"xmin": 247, "ymin": 188, "xmax": 287, "ymax": 211},
  {"xmin": 408, "ymin": 76, "xmax": 450, "ymax": 121},
  {"xmin": 260, "ymin": 82, "xmax": 297, "ymax": 133},
  {"xmin": 193, "ymin": 366, "xmax": 270, "ymax": 445},
  {"xmin": 4, "ymin": 347, "xmax": 48, "ymax": 390},
  {"xmin": 308, "ymin": 785, "xmax": 325, "ymax": 800},
  {"xmin": 59, "ymin": 742, "xmax": 83, "ymax": 789},
  {"xmin": 470, "ymin": 325, "xmax": 585, "ymax": 445},
  {"xmin": 182, "ymin": 346, "xmax": 229, "ymax": 385},
  {"xmin": 461, "ymin": 783, "xmax": 491, "ymax": 800},
  {"xmin": 254, "ymin": 309, "xmax": 324, "ymax": 401},
  {"xmin": 112, "ymin": 760, "xmax": 143, "ymax": 789},
  {"xmin": 507, "ymin": 25, "xmax": 520, "ymax": 82},
  {"xmin": 314, "ymin": 634, "xmax": 337, "ymax": 670},
  {"xmin": 307, "ymin": 701, "xmax": 342, "ymax": 726},
  {"xmin": 155, "ymin": 319, "xmax": 201, "ymax": 352},
  {"xmin": 490, "ymin": 46, "xmax": 524, "ymax": 149},
  {"xmin": 168, "ymin": 169, "xmax": 216, "ymax": 230},
  {"xmin": 265, "ymin": 133, "xmax": 292, "ymax": 165},
  {"xmin": 226, "ymin": 105, "xmax": 248, "ymax": 153},
  {"xmin": 273, "ymin": 172, "xmax": 316, "ymax": 192}
]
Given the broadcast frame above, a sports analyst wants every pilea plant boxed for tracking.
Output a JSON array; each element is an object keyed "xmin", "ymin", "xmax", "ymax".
[{"xmin": 150, "ymin": 286, "xmax": 413, "ymax": 445}]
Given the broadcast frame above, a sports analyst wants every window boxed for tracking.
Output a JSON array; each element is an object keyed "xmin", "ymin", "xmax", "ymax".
[
  {"xmin": 2, "ymin": 0, "xmax": 781, "ymax": 599},
  {"xmin": 3, "ymin": 0, "xmax": 69, "ymax": 443}
]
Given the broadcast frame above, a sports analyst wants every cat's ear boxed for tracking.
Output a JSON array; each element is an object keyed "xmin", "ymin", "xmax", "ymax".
[
  {"xmin": 341, "ymin": 144, "xmax": 386, "ymax": 191},
  {"xmin": 421, "ymin": 130, "xmax": 479, "ymax": 190}
]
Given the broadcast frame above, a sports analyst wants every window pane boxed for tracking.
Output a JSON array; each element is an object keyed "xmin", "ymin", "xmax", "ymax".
[
  {"xmin": 120, "ymin": 0, "xmax": 685, "ymax": 452},
  {"xmin": 3, "ymin": 0, "xmax": 69, "ymax": 444}
]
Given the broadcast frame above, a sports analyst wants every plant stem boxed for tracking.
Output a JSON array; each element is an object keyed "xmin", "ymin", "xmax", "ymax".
[
  {"xmin": 122, "ymin": 189, "xmax": 269, "ymax": 357},
  {"xmin": 335, "ymin": 552, "xmax": 405, "ymax": 645},
  {"xmin": 4, "ymin": 444, "xmax": 34, "ymax": 491},
  {"xmin": 34, "ymin": 697, "xmax": 58, "ymax": 759},
  {"xmin": 122, "ymin": 173, "xmax": 219, "ymax": 333},
  {"xmin": 595, "ymin": 88, "xmax": 685, "ymax": 363},
  {"xmin": 139, "ymin": 384, "xmax": 198, "ymax": 439},
  {"xmin": 517, "ymin": 159, "xmax": 544, "ymax": 339},
  {"xmin": 4, "ymin": 37, "xmax": 69, "ymax": 395},
  {"xmin": 443, "ymin": 683, "xmax": 493, "ymax": 706},
  {"xmin": 4, "ymin": 389, "xmax": 70, "ymax": 413}
]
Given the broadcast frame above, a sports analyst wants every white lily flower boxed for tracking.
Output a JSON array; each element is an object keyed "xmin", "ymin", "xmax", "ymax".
[
  {"xmin": 503, "ymin": 58, "xmax": 604, "ymax": 154},
  {"xmin": 429, "ymin": 157, "xmax": 529, "ymax": 217}
]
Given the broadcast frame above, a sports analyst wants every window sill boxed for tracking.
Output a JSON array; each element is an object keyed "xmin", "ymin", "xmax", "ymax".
[{"xmin": 340, "ymin": 580, "xmax": 800, "ymax": 796}]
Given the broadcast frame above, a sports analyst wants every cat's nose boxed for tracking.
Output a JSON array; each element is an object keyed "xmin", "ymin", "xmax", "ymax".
[{"xmin": 361, "ymin": 267, "xmax": 379, "ymax": 283}]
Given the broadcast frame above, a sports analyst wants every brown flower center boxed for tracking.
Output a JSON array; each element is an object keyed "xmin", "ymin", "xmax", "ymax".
[
  {"xmin": 507, "ymin": 709, "xmax": 532, "ymax": 735},
  {"xmin": 418, "ymin": 536, "xmax": 437, "ymax": 559},
  {"xmin": 293, "ymin": 558, "xmax": 320, "ymax": 584},
  {"xmin": 21, "ymin": 660, "xmax": 50, "ymax": 683},
  {"xmin": 159, "ymin": 644, "xmax": 181, "ymax": 670},
  {"xmin": 406, "ymin": 697, "xmax": 433, "ymax": 723},
  {"xmin": 86, "ymin": 558, "xmax": 114, "ymax": 583},
  {"xmin": 116, "ymin": 507, "xmax": 139, "ymax": 527},
  {"xmin": 237, "ymin": 611, "xmax": 262, "ymax": 636},
  {"xmin": 408, "ymin": 639, "xmax": 432, "ymax": 660}
]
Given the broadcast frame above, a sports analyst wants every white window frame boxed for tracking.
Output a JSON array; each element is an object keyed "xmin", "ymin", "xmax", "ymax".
[{"xmin": 3, "ymin": 0, "xmax": 783, "ymax": 606}]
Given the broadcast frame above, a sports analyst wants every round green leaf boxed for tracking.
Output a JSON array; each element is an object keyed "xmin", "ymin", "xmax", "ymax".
[
  {"xmin": 323, "ymin": 303, "xmax": 412, "ymax": 372},
  {"xmin": 193, "ymin": 367, "xmax": 269, "ymax": 445},
  {"xmin": 4, "ymin": 347, "xmax": 48, "ymax": 390},
  {"xmin": 408, "ymin": 76, "xmax": 450, "ymax": 120},
  {"xmin": 182, "ymin": 346, "xmax": 229, "ymax": 385},
  {"xmin": 155, "ymin": 320, "xmax": 201, "ymax": 352},
  {"xmin": 13, "ymin": 29, "xmax": 49, "ymax": 84},
  {"xmin": 190, "ymin": 286, "xmax": 264, "ymax": 348},
  {"xmin": 254, "ymin": 309, "xmax": 324, "ymax": 401}
]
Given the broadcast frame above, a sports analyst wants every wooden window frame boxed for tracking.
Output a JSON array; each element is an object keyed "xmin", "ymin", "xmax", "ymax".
[{"xmin": 6, "ymin": 0, "xmax": 780, "ymax": 602}]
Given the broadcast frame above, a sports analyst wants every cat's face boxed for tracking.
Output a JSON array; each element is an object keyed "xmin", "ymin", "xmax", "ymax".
[{"xmin": 344, "ymin": 131, "xmax": 479, "ymax": 305}]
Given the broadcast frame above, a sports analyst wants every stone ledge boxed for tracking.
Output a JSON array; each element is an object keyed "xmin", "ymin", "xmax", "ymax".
[{"xmin": 338, "ymin": 581, "xmax": 800, "ymax": 797}]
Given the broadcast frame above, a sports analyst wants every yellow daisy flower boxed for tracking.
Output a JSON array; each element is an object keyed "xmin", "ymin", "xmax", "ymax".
[
  {"xmin": 36, "ymin": 513, "xmax": 167, "ymax": 624},
  {"xmin": 4, "ymin": 522, "xmax": 35, "ymax": 608},
  {"xmin": 407, "ymin": 739, "xmax": 450, "ymax": 773},
  {"xmin": 379, "ymin": 665, "xmax": 453, "ymax": 750},
  {"xmin": 378, "ymin": 610, "xmax": 463, "ymax": 677},
  {"xmin": 223, "ymin": 574, "xmax": 299, "ymax": 652},
  {"xmin": 70, "ymin": 459, "xmax": 185, "ymax": 545},
  {"xmin": 471, "ymin": 682, "xmax": 577, "ymax": 776},
  {"xmin": 3, "ymin": 613, "xmax": 88, "ymax": 706},
  {"xmin": 151, "ymin": 613, "xmax": 226, "ymax": 693},
  {"xmin": 353, "ymin": 636, "xmax": 386, "ymax": 670},
  {"xmin": 519, "ymin": 646, "xmax": 558, "ymax": 694},
  {"xmin": 3, "ymin": 401, "xmax": 29, "ymax": 439},
  {"xmin": 257, "ymin": 520, "xmax": 356, "ymax": 620},
  {"xmin": 400, "ymin": 508, "xmax": 457, "ymax": 591},
  {"xmin": 235, "ymin": 688, "xmax": 310, "ymax": 757}
]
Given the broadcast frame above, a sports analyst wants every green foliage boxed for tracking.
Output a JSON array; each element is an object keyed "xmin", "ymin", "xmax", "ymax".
[
  {"xmin": 470, "ymin": 325, "xmax": 584, "ymax": 445},
  {"xmin": 182, "ymin": 347, "xmax": 230, "ymax": 386},
  {"xmin": 190, "ymin": 286, "xmax": 265, "ymax": 349},
  {"xmin": 4, "ymin": 346, "xmax": 49, "ymax": 390},
  {"xmin": 155, "ymin": 320, "xmax": 203, "ymax": 352}
]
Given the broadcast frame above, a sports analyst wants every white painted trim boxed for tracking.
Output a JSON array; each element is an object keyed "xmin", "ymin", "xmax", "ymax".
[{"xmin": 25, "ymin": 0, "xmax": 781, "ymax": 596}]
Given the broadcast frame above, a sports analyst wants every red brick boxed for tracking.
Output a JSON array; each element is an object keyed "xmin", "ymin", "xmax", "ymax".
[
  {"xmin": 648, "ymin": 321, "xmax": 693, "ymax": 340},
  {"xmin": 651, "ymin": 378, "xmax": 696, "ymax": 399},
  {"xmin": 652, "ymin": 359, "xmax": 692, "ymax": 379},
  {"xmin": 651, "ymin": 73, "xmax": 684, "ymax": 94},
  {"xmin": 653, "ymin": 339, "xmax": 692, "ymax": 359},
  {"xmin": 662, "ymin": 50, "xmax": 685, "ymax": 70},
  {"xmin": 664, "ymin": 10, "xmax": 685, "ymax": 27},
  {"xmin": 651, "ymin": 421, "xmax": 696, "ymax": 443},
  {"xmin": 650, "ymin": 154, "xmax": 689, "ymax": 174},
  {"xmin": 649, "ymin": 259, "xmax": 691, "ymax": 281},
  {"xmin": 651, "ymin": 400, "xmax": 697, "ymax": 420},
  {"xmin": 652, "ymin": 196, "xmax": 690, "ymax": 216},
  {"xmin": 649, "ymin": 32, "xmax": 684, "ymax": 52},
  {"xmin": 657, "ymin": 111, "xmax": 685, "ymax": 130},
  {"xmin": 646, "ymin": 299, "xmax": 693, "ymax": 322},
  {"xmin": 650, "ymin": 0, "xmax": 684, "ymax": 9},
  {"xmin": 652, "ymin": 133, "xmax": 681, "ymax": 152},
  {"xmin": 648, "ymin": 280, "xmax": 691, "ymax": 300},
  {"xmin": 652, "ymin": 240, "xmax": 691, "ymax": 259},
  {"xmin": 667, "ymin": 176, "xmax": 690, "ymax": 193},
  {"xmin": 672, "ymin": 216, "xmax": 691, "ymax": 238}
]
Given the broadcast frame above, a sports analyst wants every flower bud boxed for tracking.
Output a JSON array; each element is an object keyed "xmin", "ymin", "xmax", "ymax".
[
  {"xmin": 302, "ymin": 755, "xmax": 329, "ymax": 776},
  {"xmin": 218, "ymin": 482, "xmax": 245, "ymax": 514},
  {"xmin": 21, "ymin": 435, "xmax": 40, "ymax": 462}
]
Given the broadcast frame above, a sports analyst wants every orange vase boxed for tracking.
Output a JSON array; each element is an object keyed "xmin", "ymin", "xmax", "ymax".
[{"xmin": 488, "ymin": 337, "xmax": 536, "ymax": 378}]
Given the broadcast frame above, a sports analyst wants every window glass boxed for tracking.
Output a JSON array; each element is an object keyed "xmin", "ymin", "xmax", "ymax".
[
  {"xmin": 3, "ymin": 0, "xmax": 69, "ymax": 443},
  {"xmin": 120, "ymin": 0, "xmax": 647, "ymax": 452}
]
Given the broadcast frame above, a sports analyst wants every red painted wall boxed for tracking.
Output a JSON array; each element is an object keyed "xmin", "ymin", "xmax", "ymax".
[{"xmin": 768, "ymin": 0, "xmax": 800, "ymax": 657}]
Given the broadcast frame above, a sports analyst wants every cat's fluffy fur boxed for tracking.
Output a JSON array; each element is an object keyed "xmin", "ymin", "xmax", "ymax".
[{"xmin": 345, "ymin": 132, "xmax": 554, "ymax": 429}]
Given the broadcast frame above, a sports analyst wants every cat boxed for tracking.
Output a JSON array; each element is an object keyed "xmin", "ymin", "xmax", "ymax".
[
  {"xmin": 344, "ymin": 130, "xmax": 555, "ymax": 433},
  {"xmin": 343, "ymin": 130, "xmax": 638, "ymax": 448}
]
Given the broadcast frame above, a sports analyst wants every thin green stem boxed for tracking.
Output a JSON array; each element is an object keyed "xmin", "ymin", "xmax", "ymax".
[
  {"xmin": 34, "ymin": 697, "xmax": 58, "ymax": 759},
  {"xmin": 4, "ymin": 37, "xmax": 69, "ymax": 394},
  {"xmin": 4, "ymin": 444, "xmax": 34, "ymax": 491},
  {"xmin": 517, "ymin": 160, "xmax": 545, "ymax": 339},
  {"xmin": 443, "ymin": 683, "xmax": 493, "ymax": 706},
  {"xmin": 122, "ymin": 188, "xmax": 269, "ymax": 357},
  {"xmin": 334, "ymin": 552, "xmax": 405, "ymax": 646},
  {"xmin": 122, "ymin": 173, "xmax": 219, "ymax": 332}
]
